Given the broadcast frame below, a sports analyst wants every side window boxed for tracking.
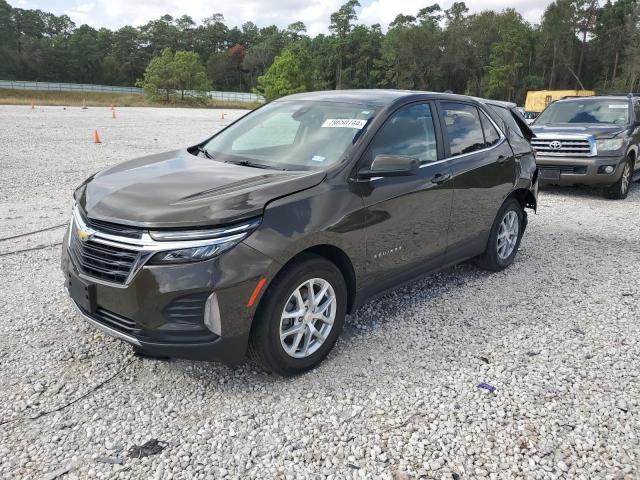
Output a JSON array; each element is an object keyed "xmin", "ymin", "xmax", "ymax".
[
  {"xmin": 635, "ymin": 100, "xmax": 640, "ymax": 122},
  {"xmin": 440, "ymin": 102, "xmax": 485, "ymax": 156},
  {"xmin": 491, "ymin": 105, "xmax": 524, "ymax": 138},
  {"xmin": 480, "ymin": 110, "xmax": 501, "ymax": 147},
  {"xmin": 369, "ymin": 103, "xmax": 438, "ymax": 165}
]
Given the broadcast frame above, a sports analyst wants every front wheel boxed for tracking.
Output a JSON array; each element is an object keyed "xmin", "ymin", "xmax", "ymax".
[
  {"xmin": 248, "ymin": 255, "xmax": 347, "ymax": 376},
  {"xmin": 604, "ymin": 158, "xmax": 632, "ymax": 199},
  {"xmin": 476, "ymin": 198, "xmax": 524, "ymax": 271}
]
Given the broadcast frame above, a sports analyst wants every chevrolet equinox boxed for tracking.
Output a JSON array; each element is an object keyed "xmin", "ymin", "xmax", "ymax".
[{"xmin": 62, "ymin": 90, "xmax": 538, "ymax": 375}]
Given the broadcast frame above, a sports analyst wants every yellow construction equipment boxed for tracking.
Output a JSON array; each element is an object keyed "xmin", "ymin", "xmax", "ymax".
[{"xmin": 524, "ymin": 90, "xmax": 595, "ymax": 113}]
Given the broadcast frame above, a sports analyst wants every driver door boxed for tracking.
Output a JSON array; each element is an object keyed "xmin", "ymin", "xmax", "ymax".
[{"xmin": 354, "ymin": 102, "xmax": 454, "ymax": 294}]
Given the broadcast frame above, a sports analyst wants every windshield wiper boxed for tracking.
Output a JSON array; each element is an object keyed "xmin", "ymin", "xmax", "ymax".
[
  {"xmin": 224, "ymin": 160, "xmax": 272, "ymax": 169},
  {"xmin": 196, "ymin": 145, "xmax": 213, "ymax": 159}
]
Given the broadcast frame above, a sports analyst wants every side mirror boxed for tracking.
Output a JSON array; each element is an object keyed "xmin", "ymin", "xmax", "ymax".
[{"xmin": 358, "ymin": 154, "xmax": 419, "ymax": 179}]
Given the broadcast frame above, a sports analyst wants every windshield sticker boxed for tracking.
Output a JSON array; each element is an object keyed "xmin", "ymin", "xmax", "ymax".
[
  {"xmin": 311, "ymin": 155, "xmax": 326, "ymax": 162},
  {"xmin": 609, "ymin": 104, "xmax": 628, "ymax": 109},
  {"xmin": 321, "ymin": 118, "xmax": 367, "ymax": 129}
]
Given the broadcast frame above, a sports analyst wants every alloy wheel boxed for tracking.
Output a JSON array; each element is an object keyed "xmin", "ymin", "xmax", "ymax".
[
  {"xmin": 279, "ymin": 278, "xmax": 336, "ymax": 359},
  {"xmin": 621, "ymin": 162, "xmax": 631, "ymax": 194},
  {"xmin": 497, "ymin": 210, "xmax": 519, "ymax": 260}
]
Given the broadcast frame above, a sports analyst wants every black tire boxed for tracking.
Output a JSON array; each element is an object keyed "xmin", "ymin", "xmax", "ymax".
[
  {"xmin": 604, "ymin": 157, "xmax": 632, "ymax": 199},
  {"xmin": 475, "ymin": 198, "xmax": 524, "ymax": 272},
  {"xmin": 248, "ymin": 254, "xmax": 347, "ymax": 376}
]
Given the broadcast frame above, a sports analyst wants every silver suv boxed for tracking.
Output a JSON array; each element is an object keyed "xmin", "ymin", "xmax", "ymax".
[{"xmin": 531, "ymin": 94, "xmax": 640, "ymax": 199}]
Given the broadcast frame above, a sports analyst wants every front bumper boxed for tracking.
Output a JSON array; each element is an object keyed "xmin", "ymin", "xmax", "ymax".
[
  {"xmin": 61, "ymin": 228, "xmax": 275, "ymax": 365},
  {"xmin": 536, "ymin": 154, "xmax": 626, "ymax": 186}
]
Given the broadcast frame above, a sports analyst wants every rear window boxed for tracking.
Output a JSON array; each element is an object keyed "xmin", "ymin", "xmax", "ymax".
[
  {"xmin": 441, "ymin": 102, "xmax": 485, "ymax": 156},
  {"xmin": 491, "ymin": 105, "xmax": 525, "ymax": 138},
  {"xmin": 480, "ymin": 111, "xmax": 501, "ymax": 147}
]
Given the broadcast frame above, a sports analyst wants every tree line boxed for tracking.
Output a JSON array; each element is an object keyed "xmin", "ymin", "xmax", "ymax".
[{"xmin": 0, "ymin": 0, "xmax": 639, "ymax": 104}]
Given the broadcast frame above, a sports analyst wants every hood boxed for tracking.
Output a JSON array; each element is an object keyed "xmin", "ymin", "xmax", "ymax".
[
  {"xmin": 531, "ymin": 124, "xmax": 627, "ymax": 138},
  {"xmin": 76, "ymin": 149, "xmax": 326, "ymax": 228}
]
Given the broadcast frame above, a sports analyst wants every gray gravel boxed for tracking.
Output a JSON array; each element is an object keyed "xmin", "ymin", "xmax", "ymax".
[{"xmin": 1, "ymin": 105, "xmax": 639, "ymax": 479}]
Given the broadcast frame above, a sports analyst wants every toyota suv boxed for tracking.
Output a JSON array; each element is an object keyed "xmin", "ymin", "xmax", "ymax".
[
  {"xmin": 62, "ymin": 90, "xmax": 537, "ymax": 375},
  {"xmin": 531, "ymin": 94, "xmax": 640, "ymax": 199}
]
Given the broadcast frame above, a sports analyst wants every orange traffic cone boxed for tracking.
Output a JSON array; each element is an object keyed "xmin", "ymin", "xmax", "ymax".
[
  {"xmin": 93, "ymin": 129, "xmax": 102, "ymax": 144},
  {"xmin": 31, "ymin": 101, "xmax": 35, "ymax": 109},
  {"xmin": 112, "ymin": 109, "xmax": 116, "ymax": 119}
]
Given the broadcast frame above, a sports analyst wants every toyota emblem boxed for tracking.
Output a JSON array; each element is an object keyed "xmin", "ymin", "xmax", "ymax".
[{"xmin": 549, "ymin": 140, "xmax": 563, "ymax": 150}]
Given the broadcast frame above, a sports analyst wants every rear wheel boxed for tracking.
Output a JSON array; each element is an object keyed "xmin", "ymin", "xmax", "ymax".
[
  {"xmin": 249, "ymin": 254, "xmax": 347, "ymax": 376},
  {"xmin": 604, "ymin": 158, "xmax": 632, "ymax": 199},
  {"xmin": 476, "ymin": 198, "xmax": 524, "ymax": 271}
]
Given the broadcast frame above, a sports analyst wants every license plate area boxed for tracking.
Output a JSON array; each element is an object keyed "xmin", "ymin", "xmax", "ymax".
[
  {"xmin": 539, "ymin": 168, "xmax": 560, "ymax": 181},
  {"xmin": 67, "ymin": 271, "xmax": 96, "ymax": 313}
]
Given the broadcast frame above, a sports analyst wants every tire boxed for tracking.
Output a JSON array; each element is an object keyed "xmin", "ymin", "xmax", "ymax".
[
  {"xmin": 475, "ymin": 198, "xmax": 524, "ymax": 272},
  {"xmin": 604, "ymin": 157, "xmax": 632, "ymax": 199},
  {"xmin": 248, "ymin": 254, "xmax": 347, "ymax": 376}
]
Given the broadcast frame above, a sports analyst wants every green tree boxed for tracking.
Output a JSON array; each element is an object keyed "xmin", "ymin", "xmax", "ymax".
[
  {"xmin": 137, "ymin": 48, "xmax": 209, "ymax": 102},
  {"xmin": 329, "ymin": 0, "xmax": 360, "ymax": 89},
  {"xmin": 375, "ymin": 5, "xmax": 442, "ymax": 90},
  {"xmin": 485, "ymin": 17, "xmax": 533, "ymax": 101},
  {"xmin": 256, "ymin": 44, "xmax": 313, "ymax": 100},
  {"xmin": 173, "ymin": 50, "xmax": 210, "ymax": 99}
]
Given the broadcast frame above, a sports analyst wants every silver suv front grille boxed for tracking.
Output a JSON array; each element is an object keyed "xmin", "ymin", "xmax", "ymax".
[{"xmin": 531, "ymin": 135, "xmax": 596, "ymax": 157}]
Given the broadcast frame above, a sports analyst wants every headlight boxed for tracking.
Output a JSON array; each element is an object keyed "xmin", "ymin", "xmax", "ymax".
[
  {"xmin": 596, "ymin": 138, "xmax": 624, "ymax": 152},
  {"xmin": 147, "ymin": 218, "xmax": 260, "ymax": 265}
]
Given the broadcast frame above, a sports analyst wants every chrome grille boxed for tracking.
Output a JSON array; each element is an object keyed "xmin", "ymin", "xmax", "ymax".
[
  {"xmin": 70, "ymin": 231, "xmax": 138, "ymax": 284},
  {"xmin": 531, "ymin": 136, "xmax": 594, "ymax": 156},
  {"xmin": 69, "ymin": 219, "xmax": 140, "ymax": 285},
  {"xmin": 85, "ymin": 217, "xmax": 143, "ymax": 239}
]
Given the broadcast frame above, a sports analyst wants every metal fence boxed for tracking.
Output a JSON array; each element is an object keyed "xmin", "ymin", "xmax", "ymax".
[
  {"xmin": 0, "ymin": 80, "xmax": 265, "ymax": 103},
  {"xmin": 0, "ymin": 80, "xmax": 143, "ymax": 94}
]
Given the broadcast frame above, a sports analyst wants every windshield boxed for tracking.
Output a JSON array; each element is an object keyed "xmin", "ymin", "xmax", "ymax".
[
  {"xmin": 201, "ymin": 100, "xmax": 378, "ymax": 170},
  {"xmin": 535, "ymin": 99, "xmax": 630, "ymax": 125}
]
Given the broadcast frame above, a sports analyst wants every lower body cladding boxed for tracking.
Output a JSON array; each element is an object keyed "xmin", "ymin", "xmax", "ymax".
[
  {"xmin": 536, "ymin": 154, "xmax": 626, "ymax": 186},
  {"xmin": 61, "ymin": 232, "xmax": 275, "ymax": 365}
]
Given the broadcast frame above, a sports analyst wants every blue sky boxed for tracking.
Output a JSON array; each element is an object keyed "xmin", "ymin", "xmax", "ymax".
[{"xmin": 9, "ymin": 0, "xmax": 551, "ymax": 36}]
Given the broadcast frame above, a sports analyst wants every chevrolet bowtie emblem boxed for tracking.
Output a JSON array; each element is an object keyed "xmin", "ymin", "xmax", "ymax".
[{"xmin": 77, "ymin": 227, "xmax": 92, "ymax": 242}]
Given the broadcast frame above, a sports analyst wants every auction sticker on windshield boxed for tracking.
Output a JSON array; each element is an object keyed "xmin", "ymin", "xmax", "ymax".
[
  {"xmin": 609, "ymin": 104, "xmax": 628, "ymax": 109},
  {"xmin": 321, "ymin": 119, "xmax": 368, "ymax": 129}
]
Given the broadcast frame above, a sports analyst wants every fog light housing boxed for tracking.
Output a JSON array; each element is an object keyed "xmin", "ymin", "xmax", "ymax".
[
  {"xmin": 204, "ymin": 292, "xmax": 221, "ymax": 335},
  {"xmin": 598, "ymin": 165, "xmax": 616, "ymax": 174}
]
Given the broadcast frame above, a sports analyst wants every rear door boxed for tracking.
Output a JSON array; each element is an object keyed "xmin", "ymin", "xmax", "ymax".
[
  {"xmin": 436, "ymin": 101, "xmax": 517, "ymax": 261},
  {"xmin": 355, "ymin": 102, "xmax": 453, "ymax": 293}
]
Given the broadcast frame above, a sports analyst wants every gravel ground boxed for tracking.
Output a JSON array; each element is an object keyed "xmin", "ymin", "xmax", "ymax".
[{"xmin": 0, "ymin": 105, "xmax": 639, "ymax": 479}]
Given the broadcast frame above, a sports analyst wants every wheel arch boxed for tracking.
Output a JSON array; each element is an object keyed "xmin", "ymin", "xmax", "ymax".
[
  {"xmin": 508, "ymin": 187, "xmax": 537, "ymax": 212},
  {"xmin": 263, "ymin": 244, "xmax": 357, "ymax": 315},
  {"xmin": 627, "ymin": 146, "xmax": 637, "ymax": 166}
]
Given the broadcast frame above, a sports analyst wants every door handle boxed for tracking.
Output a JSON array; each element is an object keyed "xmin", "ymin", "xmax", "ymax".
[
  {"xmin": 430, "ymin": 173, "xmax": 451, "ymax": 184},
  {"xmin": 496, "ymin": 155, "xmax": 507, "ymax": 164}
]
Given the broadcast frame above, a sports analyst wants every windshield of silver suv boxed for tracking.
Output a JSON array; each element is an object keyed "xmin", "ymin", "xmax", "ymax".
[
  {"xmin": 201, "ymin": 100, "xmax": 378, "ymax": 170},
  {"xmin": 535, "ymin": 99, "xmax": 630, "ymax": 125}
]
